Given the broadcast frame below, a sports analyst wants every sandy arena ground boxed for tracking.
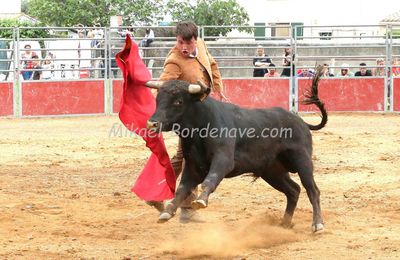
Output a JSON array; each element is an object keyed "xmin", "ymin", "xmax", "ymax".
[{"xmin": 0, "ymin": 113, "xmax": 400, "ymax": 259}]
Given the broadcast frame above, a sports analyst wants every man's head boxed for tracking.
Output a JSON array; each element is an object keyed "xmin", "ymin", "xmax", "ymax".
[
  {"xmin": 175, "ymin": 21, "xmax": 198, "ymax": 58},
  {"xmin": 256, "ymin": 45, "xmax": 264, "ymax": 56},
  {"xmin": 359, "ymin": 62, "xmax": 367, "ymax": 75},
  {"xmin": 24, "ymin": 44, "xmax": 31, "ymax": 54},
  {"xmin": 341, "ymin": 63, "xmax": 350, "ymax": 76},
  {"xmin": 269, "ymin": 63, "xmax": 276, "ymax": 73},
  {"xmin": 376, "ymin": 58, "xmax": 384, "ymax": 66},
  {"xmin": 31, "ymin": 54, "xmax": 40, "ymax": 66}
]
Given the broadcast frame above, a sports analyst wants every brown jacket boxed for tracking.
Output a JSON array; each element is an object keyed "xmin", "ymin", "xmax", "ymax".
[{"xmin": 159, "ymin": 39, "xmax": 223, "ymax": 93}]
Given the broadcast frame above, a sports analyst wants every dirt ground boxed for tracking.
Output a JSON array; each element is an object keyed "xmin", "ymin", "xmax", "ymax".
[{"xmin": 0, "ymin": 113, "xmax": 399, "ymax": 259}]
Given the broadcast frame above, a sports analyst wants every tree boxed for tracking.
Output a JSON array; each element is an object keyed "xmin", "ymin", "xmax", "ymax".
[
  {"xmin": 165, "ymin": 0, "xmax": 251, "ymax": 37},
  {"xmin": 24, "ymin": 0, "xmax": 165, "ymax": 27},
  {"xmin": 0, "ymin": 19, "xmax": 50, "ymax": 39},
  {"xmin": 111, "ymin": 0, "xmax": 165, "ymax": 26}
]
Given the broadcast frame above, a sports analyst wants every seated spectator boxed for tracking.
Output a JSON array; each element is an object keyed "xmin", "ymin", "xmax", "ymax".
[
  {"xmin": 354, "ymin": 63, "xmax": 372, "ymax": 76},
  {"xmin": 253, "ymin": 45, "xmax": 272, "ymax": 77},
  {"xmin": 297, "ymin": 67, "xmax": 315, "ymax": 77},
  {"xmin": 322, "ymin": 63, "xmax": 334, "ymax": 77},
  {"xmin": 372, "ymin": 58, "xmax": 385, "ymax": 76},
  {"xmin": 336, "ymin": 64, "xmax": 353, "ymax": 77},
  {"xmin": 140, "ymin": 28, "xmax": 154, "ymax": 47},
  {"xmin": 264, "ymin": 64, "xmax": 280, "ymax": 77},
  {"xmin": 31, "ymin": 55, "xmax": 42, "ymax": 80},
  {"xmin": 391, "ymin": 57, "xmax": 400, "ymax": 76}
]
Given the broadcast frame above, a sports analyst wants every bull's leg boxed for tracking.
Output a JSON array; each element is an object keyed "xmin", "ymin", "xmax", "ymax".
[
  {"xmin": 191, "ymin": 154, "xmax": 234, "ymax": 210},
  {"xmin": 158, "ymin": 167, "xmax": 201, "ymax": 223},
  {"xmin": 260, "ymin": 171, "xmax": 300, "ymax": 228},
  {"xmin": 293, "ymin": 155, "xmax": 324, "ymax": 232}
]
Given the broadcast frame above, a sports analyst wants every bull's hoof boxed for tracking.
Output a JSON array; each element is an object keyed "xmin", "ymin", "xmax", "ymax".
[
  {"xmin": 191, "ymin": 199, "xmax": 207, "ymax": 210},
  {"xmin": 157, "ymin": 212, "xmax": 173, "ymax": 223},
  {"xmin": 312, "ymin": 223, "xmax": 324, "ymax": 233},
  {"xmin": 280, "ymin": 221, "xmax": 294, "ymax": 229}
]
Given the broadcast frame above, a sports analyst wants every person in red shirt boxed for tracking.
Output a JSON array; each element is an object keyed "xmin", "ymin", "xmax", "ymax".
[
  {"xmin": 264, "ymin": 63, "xmax": 280, "ymax": 77},
  {"xmin": 21, "ymin": 44, "xmax": 37, "ymax": 80}
]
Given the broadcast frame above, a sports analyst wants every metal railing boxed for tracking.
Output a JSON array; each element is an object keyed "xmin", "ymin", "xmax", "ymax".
[{"xmin": 1, "ymin": 24, "xmax": 400, "ymax": 116}]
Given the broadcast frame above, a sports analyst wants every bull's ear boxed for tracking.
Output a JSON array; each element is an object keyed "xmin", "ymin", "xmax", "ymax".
[{"xmin": 145, "ymin": 80, "xmax": 164, "ymax": 89}]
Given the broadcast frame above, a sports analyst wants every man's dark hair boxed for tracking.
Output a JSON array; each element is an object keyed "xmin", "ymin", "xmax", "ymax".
[
  {"xmin": 32, "ymin": 54, "xmax": 39, "ymax": 59},
  {"xmin": 360, "ymin": 62, "xmax": 367, "ymax": 66},
  {"xmin": 24, "ymin": 44, "xmax": 31, "ymax": 49},
  {"xmin": 269, "ymin": 63, "xmax": 276, "ymax": 67},
  {"xmin": 175, "ymin": 21, "xmax": 198, "ymax": 40}
]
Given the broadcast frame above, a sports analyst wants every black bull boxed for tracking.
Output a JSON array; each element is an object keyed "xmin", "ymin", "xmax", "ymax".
[{"xmin": 146, "ymin": 70, "xmax": 328, "ymax": 232}]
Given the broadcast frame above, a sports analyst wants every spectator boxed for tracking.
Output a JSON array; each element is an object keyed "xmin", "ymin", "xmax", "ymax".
[
  {"xmin": 354, "ymin": 62, "xmax": 372, "ymax": 77},
  {"xmin": 140, "ymin": 28, "xmax": 155, "ymax": 47},
  {"xmin": 42, "ymin": 56, "xmax": 54, "ymax": 80},
  {"xmin": 253, "ymin": 45, "xmax": 272, "ymax": 77},
  {"xmin": 31, "ymin": 55, "xmax": 42, "ymax": 80},
  {"xmin": 281, "ymin": 47, "xmax": 295, "ymax": 77},
  {"xmin": 337, "ymin": 63, "xmax": 353, "ymax": 77},
  {"xmin": 322, "ymin": 63, "xmax": 334, "ymax": 77},
  {"xmin": 264, "ymin": 63, "xmax": 280, "ymax": 77},
  {"xmin": 120, "ymin": 27, "xmax": 134, "ymax": 38},
  {"xmin": 297, "ymin": 67, "xmax": 315, "ymax": 77},
  {"xmin": 372, "ymin": 58, "xmax": 385, "ymax": 76},
  {"xmin": 21, "ymin": 44, "xmax": 37, "ymax": 80},
  {"xmin": 391, "ymin": 57, "xmax": 400, "ymax": 76}
]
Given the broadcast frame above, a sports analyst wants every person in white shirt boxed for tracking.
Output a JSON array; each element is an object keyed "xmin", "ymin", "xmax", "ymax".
[{"xmin": 140, "ymin": 28, "xmax": 154, "ymax": 47}]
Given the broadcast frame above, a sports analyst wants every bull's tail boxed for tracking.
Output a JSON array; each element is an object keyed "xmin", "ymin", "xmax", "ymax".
[{"xmin": 301, "ymin": 65, "xmax": 328, "ymax": 131}]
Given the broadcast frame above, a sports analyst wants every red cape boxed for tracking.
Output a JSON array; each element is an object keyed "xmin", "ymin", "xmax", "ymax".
[{"xmin": 115, "ymin": 36, "xmax": 175, "ymax": 201}]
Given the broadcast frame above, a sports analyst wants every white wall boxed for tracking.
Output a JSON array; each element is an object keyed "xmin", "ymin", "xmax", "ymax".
[
  {"xmin": 0, "ymin": 0, "xmax": 21, "ymax": 14},
  {"xmin": 236, "ymin": 0, "xmax": 400, "ymax": 25}
]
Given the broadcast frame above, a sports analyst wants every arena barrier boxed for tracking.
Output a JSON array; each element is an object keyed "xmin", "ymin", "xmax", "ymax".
[
  {"xmin": 297, "ymin": 78, "xmax": 386, "ymax": 112},
  {"xmin": 21, "ymin": 80, "xmax": 105, "ymax": 116},
  {"xmin": 111, "ymin": 78, "xmax": 291, "ymax": 114},
  {"xmin": 0, "ymin": 82, "xmax": 13, "ymax": 116},
  {"xmin": 222, "ymin": 78, "xmax": 291, "ymax": 110},
  {"xmin": 393, "ymin": 77, "xmax": 400, "ymax": 112}
]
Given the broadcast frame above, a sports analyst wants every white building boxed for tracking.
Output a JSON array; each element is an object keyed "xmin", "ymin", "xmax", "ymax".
[{"xmin": 233, "ymin": 0, "xmax": 400, "ymax": 40}]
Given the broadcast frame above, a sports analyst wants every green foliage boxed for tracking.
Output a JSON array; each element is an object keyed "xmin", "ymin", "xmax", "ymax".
[
  {"xmin": 111, "ymin": 0, "xmax": 165, "ymax": 26},
  {"xmin": 0, "ymin": 19, "xmax": 50, "ymax": 39},
  {"xmin": 25, "ymin": 0, "xmax": 113, "ymax": 26},
  {"xmin": 165, "ymin": 0, "xmax": 251, "ymax": 37},
  {"xmin": 392, "ymin": 30, "xmax": 400, "ymax": 39},
  {"xmin": 23, "ymin": 0, "xmax": 251, "ymax": 37},
  {"xmin": 25, "ymin": 0, "xmax": 165, "ymax": 27}
]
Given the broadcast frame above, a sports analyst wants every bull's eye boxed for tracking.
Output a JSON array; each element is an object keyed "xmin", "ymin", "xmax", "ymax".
[{"xmin": 173, "ymin": 99, "xmax": 183, "ymax": 106}]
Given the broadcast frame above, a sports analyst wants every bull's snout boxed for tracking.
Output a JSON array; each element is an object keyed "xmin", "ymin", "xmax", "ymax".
[{"xmin": 146, "ymin": 120, "xmax": 160, "ymax": 130}]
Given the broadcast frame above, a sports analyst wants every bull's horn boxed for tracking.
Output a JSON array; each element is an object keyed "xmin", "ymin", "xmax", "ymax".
[
  {"xmin": 188, "ymin": 84, "xmax": 202, "ymax": 93},
  {"xmin": 197, "ymin": 80, "xmax": 209, "ymax": 91},
  {"xmin": 145, "ymin": 80, "xmax": 163, "ymax": 89}
]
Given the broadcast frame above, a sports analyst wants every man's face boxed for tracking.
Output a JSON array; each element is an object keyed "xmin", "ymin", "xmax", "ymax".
[
  {"xmin": 25, "ymin": 46, "xmax": 31, "ymax": 54},
  {"xmin": 360, "ymin": 67, "xmax": 367, "ymax": 75},
  {"xmin": 176, "ymin": 36, "xmax": 197, "ymax": 58},
  {"xmin": 256, "ymin": 48, "xmax": 264, "ymax": 56}
]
